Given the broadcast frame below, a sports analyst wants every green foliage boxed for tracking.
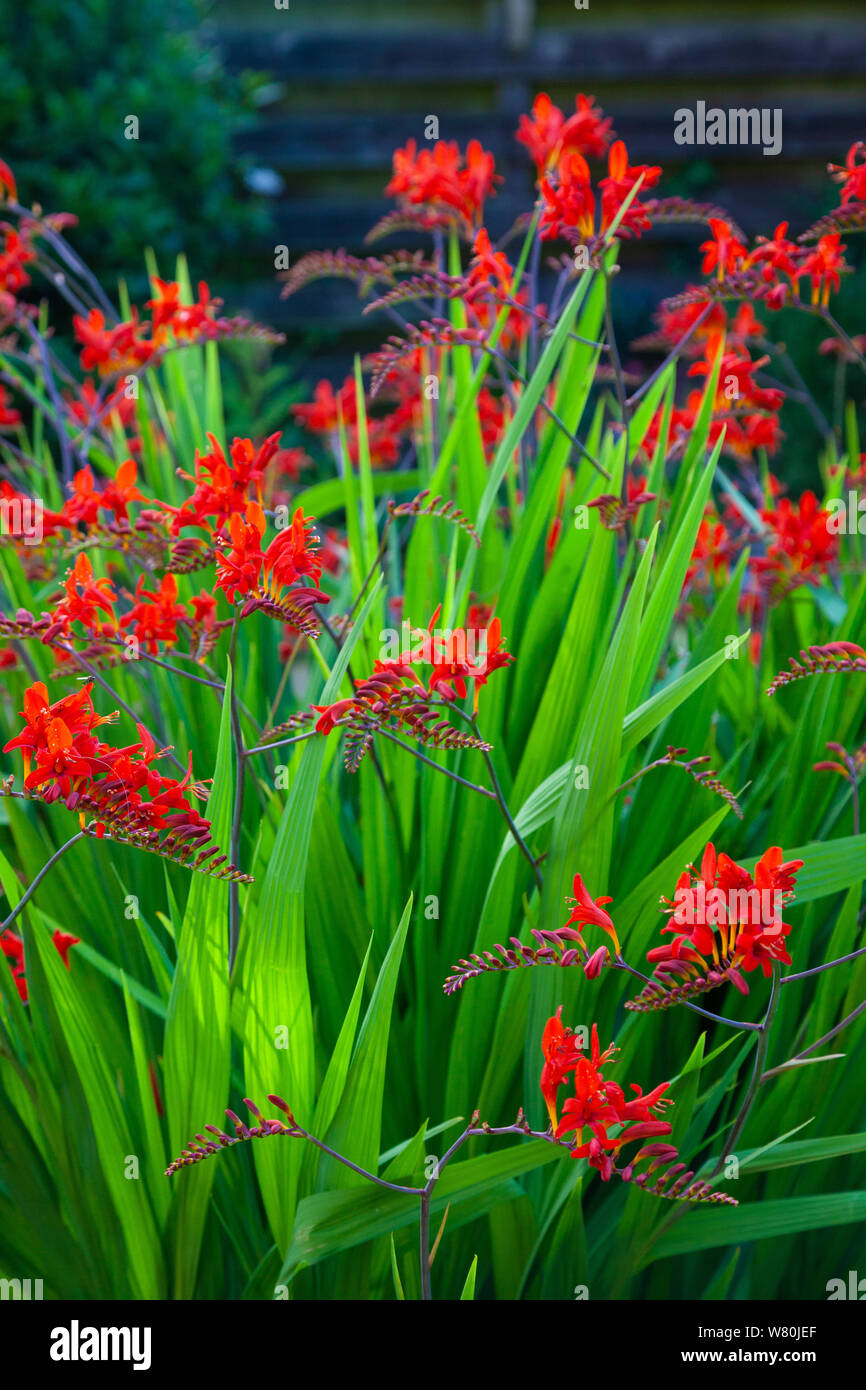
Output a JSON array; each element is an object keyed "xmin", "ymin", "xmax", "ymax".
[{"xmin": 0, "ymin": 0, "xmax": 267, "ymax": 285}]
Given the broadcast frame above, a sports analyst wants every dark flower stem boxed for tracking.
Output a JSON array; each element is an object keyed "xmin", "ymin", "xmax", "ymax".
[
  {"xmin": 712, "ymin": 961, "xmax": 781, "ymax": 1175},
  {"xmin": 374, "ymin": 725, "xmax": 496, "ymax": 799},
  {"xmin": 618, "ymin": 961, "xmax": 783, "ymax": 1292},
  {"xmin": 817, "ymin": 306, "xmax": 866, "ymax": 379},
  {"xmin": 243, "ymin": 729, "xmax": 318, "ymax": 758},
  {"xmin": 109, "ymin": 641, "xmax": 225, "ymax": 690},
  {"xmin": 294, "ymin": 1125, "xmax": 425, "ymax": 1196},
  {"xmin": 781, "ymin": 943, "xmax": 866, "ymax": 984},
  {"xmin": 470, "ymin": 718, "xmax": 543, "ymax": 894},
  {"xmin": 626, "ymin": 303, "xmax": 714, "ymax": 409},
  {"xmin": 765, "ymin": 997, "xmax": 866, "ymax": 1075}
]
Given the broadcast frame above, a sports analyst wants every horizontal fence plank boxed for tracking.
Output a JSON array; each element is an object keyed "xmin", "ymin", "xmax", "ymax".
[{"xmin": 218, "ymin": 23, "xmax": 866, "ymax": 82}]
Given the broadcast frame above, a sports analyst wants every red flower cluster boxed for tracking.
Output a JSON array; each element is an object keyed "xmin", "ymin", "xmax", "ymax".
[
  {"xmin": 517, "ymin": 92, "xmax": 613, "ymax": 176},
  {"xmin": 699, "ymin": 215, "xmax": 848, "ymax": 310},
  {"xmin": 538, "ymin": 135, "xmax": 661, "ymax": 244},
  {"xmin": 752, "ymin": 489, "xmax": 838, "ymax": 597},
  {"xmin": 386, "ymin": 138, "xmax": 500, "ymax": 230},
  {"xmin": 312, "ymin": 606, "xmax": 513, "ymax": 734},
  {"xmin": 214, "ymin": 500, "xmax": 329, "ymax": 634},
  {"xmin": 2, "ymin": 681, "xmax": 211, "ymax": 847},
  {"xmin": 629, "ymin": 842, "xmax": 803, "ymax": 1011},
  {"xmin": 2, "ymin": 927, "xmax": 80, "ymax": 1004},
  {"xmin": 541, "ymin": 1010, "xmax": 673, "ymax": 1178},
  {"xmin": 73, "ymin": 280, "xmax": 229, "ymax": 377},
  {"xmin": 169, "ymin": 433, "xmax": 282, "ymax": 535}
]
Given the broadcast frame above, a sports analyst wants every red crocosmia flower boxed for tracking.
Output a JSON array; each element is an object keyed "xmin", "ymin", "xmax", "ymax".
[
  {"xmin": 544, "ymin": 1016, "xmax": 672, "ymax": 1178},
  {"xmin": 600, "ymin": 140, "xmax": 660, "ymax": 238},
  {"xmin": 292, "ymin": 378, "xmax": 356, "ymax": 435},
  {"xmin": 171, "ymin": 433, "xmax": 282, "ymax": 535},
  {"xmin": 189, "ymin": 591, "xmax": 217, "ymax": 630},
  {"xmin": 683, "ymin": 517, "xmax": 733, "ymax": 592},
  {"xmin": 562, "ymin": 872, "xmax": 621, "ymax": 954},
  {"xmin": 631, "ymin": 841, "xmax": 803, "ymax": 1011},
  {"xmin": 828, "ymin": 142, "xmax": 866, "ymax": 205},
  {"xmin": 559, "ymin": 93, "xmax": 613, "ymax": 160},
  {"xmin": 3, "ymin": 683, "xmax": 216, "ymax": 851},
  {"xmin": 654, "ymin": 292, "xmax": 727, "ymax": 352},
  {"xmin": 51, "ymin": 930, "xmax": 81, "ymax": 968},
  {"xmin": 146, "ymin": 277, "xmax": 182, "ymax": 334},
  {"xmin": 801, "ymin": 234, "xmax": 847, "ymax": 308},
  {"xmin": 62, "ymin": 466, "xmax": 103, "ymax": 528},
  {"xmin": 750, "ymin": 221, "xmax": 803, "ymax": 289},
  {"xmin": 120, "ymin": 572, "xmax": 187, "ymax": 654},
  {"xmin": 0, "ymin": 158, "xmax": 17, "ymax": 201},
  {"xmin": 0, "ymin": 226, "xmax": 35, "ymax": 295},
  {"xmin": 539, "ymin": 150, "xmax": 595, "ymax": 242},
  {"xmin": 73, "ymin": 308, "xmax": 153, "ymax": 376},
  {"xmin": 421, "ymin": 604, "xmax": 513, "ymax": 707},
  {"xmin": 517, "ymin": 92, "xmax": 612, "ymax": 178},
  {"xmin": 540, "ymin": 1006, "xmax": 583, "ymax": 1131},
  {"xmin": 751, "ymin": 489, "xmax": 838, "ymax": 594},
  {"xmin": 1, "ymin": 928, "xmax": 79, "ymax": 1004},
  {"xmin": 517, "ymin": 92, "xmax": 567, "ymax": 176},
  {"xmin": 386, "ymin": 138, "xmax": 499, "ymax": 228},
  {"xmin": 2, "ymin": 930, "xmax": 27, "ymax": 1000},
  {"xmin": 3, "ymin": 682, "xmax": 113, "ymax": 780},
  {"xmin": 214, "ymin": 503, "xmax": 266, "ymax": 605},
  {"xmin": 0, "ymin": 383, "xmax": 22, "ymax": 429},
  {"xmin": 51, "ymin": 552, "xmax": 118, "ymax": 640},
  {"xmin": 729, "ymin": 302, "xmax": 766, "ymax": 345},
  {"xmin": 262, "ymin": 508, "xmax": 324, "ymax": 592},
  {"xmin": 311, "ymin": 698, "xmax": 358, "ymax": 735},
  {"xmin": 700, "ymin": 218, "xmax": 749, "ymax": 282},
  {"xmin": 467, "ymin": 227, "xmax": 513, "ymax": 295},
  {"xmin": 99, "ymin": 457, "xmax": 144, "ymax": 522}
]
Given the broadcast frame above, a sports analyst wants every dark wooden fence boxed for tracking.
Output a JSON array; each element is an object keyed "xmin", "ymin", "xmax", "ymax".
[{"xmin": 206, "ymin": 0, "xmax": 866, "ymax": 364}]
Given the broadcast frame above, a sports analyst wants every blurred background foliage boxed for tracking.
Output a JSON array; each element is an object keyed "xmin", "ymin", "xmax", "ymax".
[{"xmin": 0, "ymin": 0, "xmax": 268, "ymax": 289}]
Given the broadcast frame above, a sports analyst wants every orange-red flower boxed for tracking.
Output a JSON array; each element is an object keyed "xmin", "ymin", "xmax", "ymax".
[
  {"xmin": 631, "ymin": 841, "xmax": 804, "ymax": 1010},
  {"xmin": 516, "ymin": 92, "xmax": 612, "ymax": 177},
  {"xmin": 599, "ymin": 140, "xmax": 660, "ymax": 237},
  {"xmin": 801, "ymin": 234, "xmax": 847, "ymax": 308},
  {"xmin": 119, "ymin": 572, "xmax": 187, "ymax": 654},
  {"xmin": 386, "ymin": 138, "xmax": 499, "ymax": 228},
  {"xmin": 828, "ymin": 142, "xmax": 866, "ymax": 206},
  {"xmin": 699, "ymin": 218, "xmax": 749, "ymax": 282},
  {"xmin": 751, "ymin": 488, "xmax": 838, "ymax": 594},
  {"xmin": 2, "ymin": 928, "xmax": 80, "ymax": 1004},
  {"xmin": 539, "ymin": 150, "xmax": 594, "ymax": 242},
  {"xmin": 561, "ymin": 872, "xmax": 620, "ymax": 953},
  {"xmin": 540, "ymin": 1006, "xmax": 584, "ymax": 1131},
  {"xmin": 541, "ymin": 1012, "xmax": 672, "ymax": 1177}
]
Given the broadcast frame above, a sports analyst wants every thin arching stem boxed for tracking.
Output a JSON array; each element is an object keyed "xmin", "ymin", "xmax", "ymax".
[
  {"xmin": 773, "ymin": 998, "xmax": 866, "ymax": 1068},
  {"xmin": 713, "ymin": 962, "xmax": 781, "ymax": 1174},
  {"xmin": 781, "ymin": 943, "xmax": 866, "ymax": 984},
  {"xmin": 1, "ymin": 831, "xmax": 86, "ymax": 934},
  {"xmin": 373, "ymin": 725, "xmax": 496, "ymax": 799}
]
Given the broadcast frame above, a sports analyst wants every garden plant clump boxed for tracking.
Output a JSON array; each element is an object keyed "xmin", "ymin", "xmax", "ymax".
[{"xmin": 0, "ymin": 106, "xmax": 866, "ymax": 1302}]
